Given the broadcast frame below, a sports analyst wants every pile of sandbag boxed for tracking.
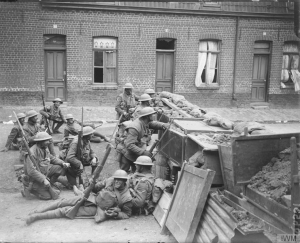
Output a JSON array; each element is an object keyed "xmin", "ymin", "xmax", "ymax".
[{"xmin": 233, "ymin": 121, "xmax": 274, "ymax": 136}]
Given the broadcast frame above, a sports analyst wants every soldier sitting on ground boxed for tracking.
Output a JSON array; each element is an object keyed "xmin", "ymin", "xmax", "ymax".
[
  {"xmin": 117, "ymin": 107, "xmax": 170, "ymax": 173},
  {"xmin": 65, "ymin": 126, "xmax": 99, "ymax": 187},
  {"xmin": 40, "ymin": 98, "xmax": 67, "ymax": 134},
  {"xmin": 129, "ymin": 156, "xmax": 155, "ymax": 215},
  {"xmin": 22, "ymin": 110, "xmax": 56, "ymax": 162},
  {"xmin": 115, "ymin": 83, "xmax": 139, "ymax": 123},
  {"xmin": 1, "ymin": 113, "xmax": 26, "ymax": 152},
  {"xmin": 22, "ymin": 132, "xmax": 70, "ymax": 200},
  {"xmin": 64, "ymin": 114, "xmax": 109, "ymax": 143},
  {"xmin": 132, "ymin": 94, "xmax": 152, "ymax": 120},
  {"xmin": 25, "ymin": 169, "xmax": 133, "ymax": 225}
]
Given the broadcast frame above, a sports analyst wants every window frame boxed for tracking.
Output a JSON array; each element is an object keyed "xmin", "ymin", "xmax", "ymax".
[
  {"xmin": 280, "ymin": 41, "xmax": 300, "ymax": 89},
  {"xmin": 92, "ymin": 37, "xmax": 118, "ymax": 85},
  {"xmin": 196, "ymin": 39, "xmax": 221, "ymax": 90}
]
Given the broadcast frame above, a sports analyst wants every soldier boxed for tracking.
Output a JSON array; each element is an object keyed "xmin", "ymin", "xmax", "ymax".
[
  {"xmin": 118, "ymin": 107, "xmax": 169, "ymax": 173},
  {"xmin": 23, "ymin": 110, "xmax": 56, "ymax": 157},
  {"xmin": 26, "ymin": 169, "xmax": 133, "ymax": 225},
  {"xmin": 64, "ymin": 114, "xmax": 109, "ymax": 143},
  {"xmin": 23, "ymin": 132, "xmax": 70, "ymax": 200},
  {"xmin": 132, "ymin": 94, "xmax": 152, "ymax": 120},
  {"xmin": 144, "ymin": 88, "xmax": 156, "ymax": 99},
  {"xmin": 65, "ymin": 126, "xmax": 99, "ymax": 186},
  {"xmin": 129, "ymin": 156, "xmax": 155, "ymax": 215},
  {"xmin": 1, "ymin": 112, "xmax": 26, "ymax": 152},
  {"xmin": 40, "ymin": 98, "xmax": 67, "ymax": 134},
  {"xmin": 115, "ymin": 83, "xmax": 139, "ymax": 122}
]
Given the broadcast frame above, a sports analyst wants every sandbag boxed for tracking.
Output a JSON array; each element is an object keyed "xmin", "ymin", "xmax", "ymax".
[
  {"xmin": 160, "ymin": 91, "xmax": 172, "ymax": 99},
  {"xmin": 218, "ymin": 117, "xmax": 234, "ymax": 130},
  {"xmin": 233, "ymin": 121, "xmax": 265, "ymax": 135},
  {"xmin": 203, "ymin": 112, "xmax": 221, "ymax": 120}
]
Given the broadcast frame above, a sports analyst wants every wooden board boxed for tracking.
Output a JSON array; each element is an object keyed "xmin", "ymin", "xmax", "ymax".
[
  {"xmin": 161, "ymin": 98, "xmax": 192, "ymax": 118},
  {"xmin": 232, "ymin": 133, "xmax": 300, "ymax": 185},
  {"xmin": 153, "ymin": 191, "xmax": 173, "ymax": 227},
  {"xmin": 162, "ymin": 163, "xmax": 215, "ymax": 243}
]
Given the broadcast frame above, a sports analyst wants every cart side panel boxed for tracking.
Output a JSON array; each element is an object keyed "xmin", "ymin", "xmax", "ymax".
[{"xmin": 232, "ymin": 134, "xmax": 300, "ymax": 185}]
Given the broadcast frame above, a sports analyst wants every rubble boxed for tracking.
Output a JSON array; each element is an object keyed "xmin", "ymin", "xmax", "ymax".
[
  {"xmin": 248, "ymin": 145, "xmax": 300, "ymax": 206},
  {"xmin": 190, "ymin": 133, "xmax": 232, "ymax": 146},
  {"xmin": 231, "ymin": 209, "xmax": 264, "ymax": 232}
]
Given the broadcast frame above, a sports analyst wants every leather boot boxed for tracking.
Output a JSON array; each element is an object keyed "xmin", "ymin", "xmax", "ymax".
[{"xmin": 26, "ymin": 208, "xmax": 66, "ymax": 225}]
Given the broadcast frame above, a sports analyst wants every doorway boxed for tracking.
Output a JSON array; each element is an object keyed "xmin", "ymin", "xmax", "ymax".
[
  {"xmin": 155, "ymin": 38, "xmax": 175, "ymax": 92},
  {"xmin": 251, "ymin": 42, "xmax": 271, "ymax": 102},
  {"xmin": 44, "ymin": 35, "xmax": 67, "ymax": 101}
]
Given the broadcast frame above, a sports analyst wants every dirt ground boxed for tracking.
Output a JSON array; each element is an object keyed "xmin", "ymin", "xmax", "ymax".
[{"xmin": 0, "ymin": 123, "xmax": 175, "ymax": 242}]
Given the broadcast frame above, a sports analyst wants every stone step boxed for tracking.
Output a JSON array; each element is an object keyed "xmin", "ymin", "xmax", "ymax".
[
  {"xmin": 250, "ymin": 102, "xmax": 269, "ymax": 107},
  {"xmin": 251, "ymin": 105, "xmax": 269, "ymax": 109}
]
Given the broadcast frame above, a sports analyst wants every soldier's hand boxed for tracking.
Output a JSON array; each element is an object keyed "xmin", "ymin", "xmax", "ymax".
[
  {"xmin": 109, "ymin": 207, "xmax": 121, "ymax": 213},
  {"xmin": 142, "ymin": 150, "xmax": 153, "ymax": 158},
  {"xmin": 105, "ymin": 209, "xmax": 118, "ymax": 217},
  {"xmin": 0, "ymin": 148, "xmax": 9, "ymax": 152},
  {"xmin": 128, "ymin": 108, "xmax": 135, "ymax": 113},
  {"xmin": 129, "ymin": 188, "xmax": 137, "ymax": 197},
  {"xmin": 162, "ymin": 123, "xmax": 170, "ymax": 130},
  {"xmin": 62, "ymin": 162, "xmax": 70, "ymax": 168},
  {"xmin": 43, "ymin": 178, "xmax": 50, "ymax": 187},
  {"xmin": 91, "ymin": 157, "xmax": 97, "ymax": 166}
]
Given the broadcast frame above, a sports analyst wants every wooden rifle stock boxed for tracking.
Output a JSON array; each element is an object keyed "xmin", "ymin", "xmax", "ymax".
[{"xmin": 66, "ymin": 145, "xmax": 112, "ymax": 219}]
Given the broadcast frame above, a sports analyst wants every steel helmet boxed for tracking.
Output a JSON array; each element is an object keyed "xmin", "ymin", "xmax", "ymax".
[
  {"xmin": 53, "ymin": 98, "xmax": 63, "ymax": 104},
  {"xmin": 112, "ymin": 170, "xmax": 128, "ymax": 180},
  {"xmin": 26, "ymin": 110, "xmax": 39, "ymax": 118},
  {"xmin": 16, "ymin": 113, "xmax": 26, "ymax": 119},
  {"xmin": 65, "ymin": 114, "xmax": 74, "ymax": 120},
  {"xmin": 145, "ymin": 88, "xmax": 155, "ymax": 95},
  {"xmin": 123, "ymin": 83, "xmax": 133, "ymax": 89},
  {"xmin": 82, "ymin": 126, "xmax": 95, "ymax": 136},
  {"xmin": 34, "ymin": 132, "xmax": 52, "ymax": 142},
  {"xmin": 139, "ymin": 94, "xmax": 152, "ymax": 102},
  {"xmin": 139, "ymin": 107, "xmax": 157, "ymax": 118},
  {"xmin": 134, "ymin": 156, "xmax": 153, "ymax": 166}
]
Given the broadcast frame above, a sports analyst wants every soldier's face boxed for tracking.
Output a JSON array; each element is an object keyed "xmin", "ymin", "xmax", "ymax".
[
  {"xmin": 114, "ymin": 179, "xmax": 126, "ymax": 189},
  {"xmin": 124, "ymin": 88, "xmax": 132, "ymax": 95},
  {"xmin": 39, "ymin": 139, "xmax": 50, "ymax": 149},
  {"xmin": 19, "ymin": 118, "xmax": 25, "ymax": 125},
  {"xmin": 136, "ymin": 165, "xmax": 142, "ymax": 173},
  {"xmin": 29, "ymin": 115, "xmax": 38, "ymax": 124},
  {"xmin": 67, "ymin": 118, "xmax": 74, "ymax": 124},
  {"xmin": 149, "ymin": 113, "xmax": 156, "ymax": 122},
  {"xmin": 54, "ymin": 101, "xmax": 61, "ymax": 107},
  {"xmin": 83, "ymin": 134, "xmax": 93, "ymax": 141}
]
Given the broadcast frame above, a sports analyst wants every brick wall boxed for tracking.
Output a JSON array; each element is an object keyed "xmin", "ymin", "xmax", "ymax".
[{"xmin": 0, "ymin": 2, "xmax": 299, "ymax": 108}]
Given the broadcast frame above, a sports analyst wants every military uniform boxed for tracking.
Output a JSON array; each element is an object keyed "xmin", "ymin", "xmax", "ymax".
[
  {"xmin": 26, "ymin": 176, "xmax": 133, "ymax": 225},
  {"xmin": 24, "ymin": 144, "xmax": 64, "ymax": 200},
  {"xmin": 115, "ymin": 92, "xmax": 139, "ymax": 122},
  {"xmin": 64, "ymin": 122, "xmax": 107, "ymax": 143},
  {"xmin": 4, "ymin": 123, "xmax": 23, "ymax": 151},
  {"xmin": 119, "ymin": 119, "xmax": 165, "ymax": 172},
  {"xmin": 40, "ymin": 104, "xmax": 66, "ymax": 133},
  {"xmin": 22, "ymin": 120, "xmax": 56, "ymax": 158},
  {"xmin": 65, "ymin": 136, "xmax": 98, "ymax": 186},
  {"xmin": 132, "ymin": 104, "xmax": 147, "ymax": 120},
  {"xmin": 129, "ymin": 172, "xmax": 155, "ymax": 211}
]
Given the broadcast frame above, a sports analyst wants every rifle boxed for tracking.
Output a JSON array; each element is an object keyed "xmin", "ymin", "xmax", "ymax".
[
  {"xmin": 41, "ymin": 92, "xmax": 53, "ymax": 135},
  {"xmin": 13, "ymin": 111, "xmax": 59, "ymax": 200},
  {"xmin": 66, "ymin": 144, "xmax": 112, "ymax": 219},
  {"xmin": 107, "ymin": 114, "xmax": 123, "ymax": 149},
  {"xmin": 148, "ymin": 122, "xmax": 170, "ymax": 153},
  {"xmin": 76, "ymin": 107, "xmax": 84, "ymax": 186}
]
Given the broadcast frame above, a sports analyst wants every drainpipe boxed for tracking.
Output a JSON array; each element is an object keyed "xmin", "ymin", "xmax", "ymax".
[{"xmin": 232, "ymin": 16, "xmax": 239, "ymax": 101}]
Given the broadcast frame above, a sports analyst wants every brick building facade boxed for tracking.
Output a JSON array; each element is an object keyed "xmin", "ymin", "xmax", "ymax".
[{"xmin": 0, "ymin": 1, "xmax": 299, "ymax": 108}]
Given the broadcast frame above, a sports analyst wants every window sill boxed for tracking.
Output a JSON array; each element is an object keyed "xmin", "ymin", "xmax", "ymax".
[
  {"xmin": 91, "ymin": 84, "xmax": 118, "ymax": 90},
  {"xmin": 196, "ymin": 85, "xmax": 220, "ymax": 90}
]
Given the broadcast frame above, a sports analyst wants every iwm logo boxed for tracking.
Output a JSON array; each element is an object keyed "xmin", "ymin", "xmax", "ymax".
[{"xmin": 277, "ymin": 207, "xmax": 300, "ymax": 242}]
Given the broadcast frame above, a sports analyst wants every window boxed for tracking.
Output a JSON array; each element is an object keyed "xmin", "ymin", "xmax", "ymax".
[
  {"xmin": 281, "ymin": 41, "xmax": 300, "ymax": 90},
  {"xmin": 195, "ymin": 40, "xmax": 220, "ymax": 88},
  {"xmin": 93, "ymin": 37, "xmax": 117, "ymax": 84}
]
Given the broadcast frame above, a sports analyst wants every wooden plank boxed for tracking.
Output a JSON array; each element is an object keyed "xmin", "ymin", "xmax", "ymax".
[
  {"xmin": 161, "ymin": 98, "xmax": 192, "ymax": 118},
  {"xmin": 162, "ymin": 163, "xmax": 215, "ymax": 242},
  {"xmin": 153, "ymin": 191, "xmax": 173, "ymax": 227}
]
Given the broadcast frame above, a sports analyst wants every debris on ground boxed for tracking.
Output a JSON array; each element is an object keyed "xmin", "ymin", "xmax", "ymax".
[
  {"xmin": 248, "ymin": 145, "xmax": 300, "ymax": 206},
  {"xmin": 190, "ymin": 133, "xmax": 232, "ymax": 146},
  {"xmin": 231, "ymin": 209, "xmax": 264, "ymax": 232}
]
